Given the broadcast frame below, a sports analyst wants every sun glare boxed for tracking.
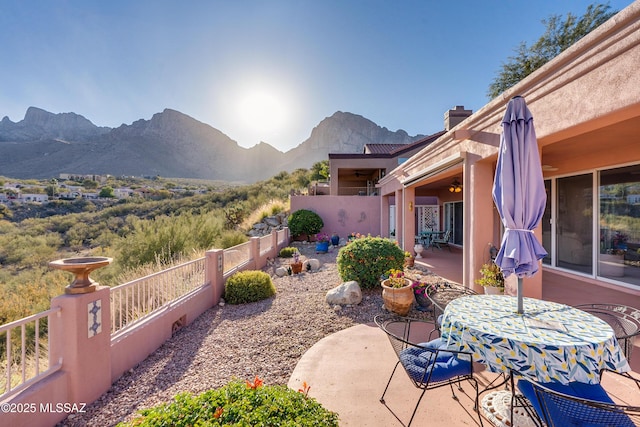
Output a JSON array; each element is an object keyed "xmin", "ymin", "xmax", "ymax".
[{"xmin": 235, "ymin": 83, "xmax": 289, "ymax": 138}]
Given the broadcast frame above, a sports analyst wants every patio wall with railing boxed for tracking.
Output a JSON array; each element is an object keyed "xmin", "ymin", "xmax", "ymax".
[{"xmin": 1, "ymin": 228, "xmax": 289, "ymax": 427}]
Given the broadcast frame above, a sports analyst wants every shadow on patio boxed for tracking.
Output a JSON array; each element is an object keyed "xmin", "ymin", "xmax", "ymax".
[{"xmin": 288, "ymin": 246, "xmax": 640, "ymax": 427}]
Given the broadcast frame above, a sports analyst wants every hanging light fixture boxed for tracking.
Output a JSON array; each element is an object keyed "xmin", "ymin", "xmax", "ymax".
[{"xmin": 449, "ymin": 178, "xmax": 462, "ymax": 193}]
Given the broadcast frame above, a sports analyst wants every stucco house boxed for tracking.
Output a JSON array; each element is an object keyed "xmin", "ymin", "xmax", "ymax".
[{"xmin": 291, "ymin": 1, "xmax": 640, "ymax": 299}]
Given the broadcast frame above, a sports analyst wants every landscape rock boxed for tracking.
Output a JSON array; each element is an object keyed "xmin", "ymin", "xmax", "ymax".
[
  {"xmin": 264, "ymin": 216, "xmax": 281, "ymax": 227},
  {"xmin": 325, "ymin": 281, "xmax": 362, "ymax": 306},
  {"xmin": 303, "ymin": 258, "xmax": 321, "ymax": 271},
  {"xmin": 275, "ymin": 267, "xmax": 289, "ymax": 277}
]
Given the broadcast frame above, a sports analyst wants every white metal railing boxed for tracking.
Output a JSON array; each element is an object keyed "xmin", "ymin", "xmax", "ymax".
[
  {"xmin": 223, "ymin": 241, "xmax": 251, "ymax": 274},
  {"xmin": 0, "ymin": 307, "xmax": 62, "ymax": 399},
  {"xmin": 259, "ymin": 234, "xmax": 272, "ymax": 256},
  {"xmin": 110, "ymin": 258, "xmax": 206, "ymax": 334},
  {"xmin": 277, "ymin": 228, "xmax": 287, "ymax": 247}
]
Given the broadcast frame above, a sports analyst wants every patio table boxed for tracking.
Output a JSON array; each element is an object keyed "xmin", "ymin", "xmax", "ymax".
[
  {"xmin": 440, "ymin": 295, "xmax": 630, "ymax": 385},
  {"xmin": 419, "ymin": 231, "xmax": 444, "ymax": 247}
]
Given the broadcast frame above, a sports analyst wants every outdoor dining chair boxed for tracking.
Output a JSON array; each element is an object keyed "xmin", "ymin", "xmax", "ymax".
[
  {"xmin": 517, "ymin": 370, "xmax": 640, "ymax": 426},
  {"xmin": 426, "ymin": 282, "xmax": 477, "ymax": 340},
  {"xmin": 431, "ymin": 229, "xmax": 452, "ymax": 251},
  {"xmin": 374, "ymin": 314, "xmax": 482, "ymax": 427},
  {"xmin": 574, "ymin": 303, "xmax": 640, "ymax": 362}
]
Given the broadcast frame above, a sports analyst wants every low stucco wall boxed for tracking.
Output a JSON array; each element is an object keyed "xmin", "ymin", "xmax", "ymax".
[
  {"xmin": 110, "ymin": 283, "xmax": 215, "ymax": 383},
  {"xmin": 290, "ymin": 195, "xmax": 381, "ymax": 238}
]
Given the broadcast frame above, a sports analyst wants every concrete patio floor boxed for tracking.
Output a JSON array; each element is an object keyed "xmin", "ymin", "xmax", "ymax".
[{"xmin": 289, "ymin": 247, "xmax": 640, "ymax": 426}]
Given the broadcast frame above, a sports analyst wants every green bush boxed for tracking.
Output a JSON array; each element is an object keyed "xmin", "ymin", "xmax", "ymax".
[
  {"xmin": 224, "ymin": 270, "xmax": 276, "ymax": 304},
  {"xmin": 288, "ymin": 209, "xmax": 324, "ymax": 240},
  {"xmin": 118, "ymin": 378, "xmax": 338, "ymax": 427},
  {"xmin": 336, "ymin": 236, "xmax": 405, "ymax": 289},
  {"xmin": 279, "ymin": 246, "xmax": 298, "ymax": 258}
]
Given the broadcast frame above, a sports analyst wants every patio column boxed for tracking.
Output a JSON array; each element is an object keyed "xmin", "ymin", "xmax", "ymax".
[
  {"xmin": 381, "ymin": 194, "xmax": 390, "ymax": 238},
  {"xmin": 465, "ymin": 156, "xmax": 495, "ymax": 290},
  {"xmin": 395, "ymin": 189, "xmax": 403, "ymax": 248},
  {"xmin": 403, "ymin": 186, "xmax": 416, "ymax": 254}
]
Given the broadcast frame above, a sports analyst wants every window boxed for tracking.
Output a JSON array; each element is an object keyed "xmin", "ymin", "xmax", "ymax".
[
  {"xmin": 556, "ymin": 174, "xmax": 593, "ymax": 274},
  {"xmin": 443, "ymin": 201, "xmax": 463, "ymax": 246},
  {"xmin": 544, "ymin": 164, "xmax": 640, "ymax": 288},
  {"xmin": 598, "ymin": 165, "xmax": 640, "ymax": 283}
]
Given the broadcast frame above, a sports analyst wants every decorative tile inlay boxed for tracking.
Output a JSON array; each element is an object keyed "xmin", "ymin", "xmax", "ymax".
[{"xmin": 88, "ymin": 300, "xmax": 102, "ymax": 338}]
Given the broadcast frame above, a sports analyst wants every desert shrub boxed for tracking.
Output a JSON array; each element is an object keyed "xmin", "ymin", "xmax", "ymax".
[
  {"xmin": 224, "ymin": 270, "xmax": 275, "ymax": 304},
  {"xmin": 119, "ymin": 378, "xmax": 338, "ymax": 427},
  {"xmin": 336, "ymin": 236, "xmax": 405, "ymax": 289},
  {"xmin": 217, "ymin": 230, "xmax": 248, "ymax": 249},
  {"xmin": 288, "ymin": 209, "xmax": 323, "ymax": 239},
  {"xmin": 279, "ymin": 247, "xmax": 298, "ymax": 258}
]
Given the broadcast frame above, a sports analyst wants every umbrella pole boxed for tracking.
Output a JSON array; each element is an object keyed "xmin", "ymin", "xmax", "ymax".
[{"xmin": 517, "ymin": 277, "xmax": 524, "ymax": 314}]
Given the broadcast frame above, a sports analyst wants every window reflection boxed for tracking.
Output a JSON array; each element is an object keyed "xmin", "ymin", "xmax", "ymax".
[
  {"xmin": 599, "ymin": 164, "xmax": 640, "ymax": 283},
  {"xmin": 557, "ymin": 174, "xmax": 593, "ymax": 274}
]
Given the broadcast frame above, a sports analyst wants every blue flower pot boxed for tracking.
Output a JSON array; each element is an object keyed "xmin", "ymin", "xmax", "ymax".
[
  {"xmin": 316, "ymin": 241, "xmax": 329, "ymax": 253},
  {"xmin": 331, "ymin": 235, "xmax": 340, "ymax": 246}
]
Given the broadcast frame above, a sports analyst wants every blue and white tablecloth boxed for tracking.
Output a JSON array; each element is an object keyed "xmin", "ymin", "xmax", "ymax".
[{"xmin": 441, "ymin": 295, "xmax": 630, "ymax": 384}]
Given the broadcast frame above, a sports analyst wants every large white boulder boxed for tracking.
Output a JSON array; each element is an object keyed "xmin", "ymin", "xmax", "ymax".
[{"xmin": 325, "ymin": 281, "xmax": 362, "ymax": 306}]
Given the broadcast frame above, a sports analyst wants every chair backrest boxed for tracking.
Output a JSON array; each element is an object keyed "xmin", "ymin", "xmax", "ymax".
[
  {"xmin": 428, "ymin": 282, "xmax": 477, "ymax": 330},
  {"xmin": 373, "ymin": 314, "xmax": 474, "ymax": 388},
  {"xmin": 527, "ymin": 379, "xmax": 640, "ymax": 427},
  {"xmin": 575, "ymin": 303, "xmax": 640, "ymax": 362},
  {"xmin": 441, "ymin": 229, "xmax": 452, "ymax": 242}
]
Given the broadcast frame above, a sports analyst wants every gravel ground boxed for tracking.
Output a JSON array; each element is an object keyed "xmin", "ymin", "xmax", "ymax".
[{"xmin": 58, "ymin": 242, "xmax": 441, "ymax": 426}]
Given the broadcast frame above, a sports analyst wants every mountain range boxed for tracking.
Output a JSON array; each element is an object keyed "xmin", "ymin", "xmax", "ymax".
[{"xmin": 0, "ymin": 107, "xmax": 424, "ymax": 182}]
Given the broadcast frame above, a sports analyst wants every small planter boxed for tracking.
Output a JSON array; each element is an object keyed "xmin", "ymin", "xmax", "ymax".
[
  {"xmin": 381, "ymin": 278, "xmax": 414, "ymax": 316},
  {"xmin": 483, "ymin": 286, "xmax": 504, "ymax": 295},
  {"xmin": 414, "ymin": 292, "xmax": 432, "ymax": 311},
  {"xmin": 330, "ymin": 234, "xmax": 340, "ymax": 246},
  {"xmin": 316, "ymin": 241, "xmax": 329, "ymax": 253},
  {"xmin": 404, "ymin": 256, "xmax": 415, "ymax": 268},
  {"xmin": 291, "ymin": 262, "xmax": 303, "ymax": 274}
]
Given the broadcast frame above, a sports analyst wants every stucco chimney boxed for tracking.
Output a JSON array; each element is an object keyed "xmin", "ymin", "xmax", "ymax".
[{"xmin": 444, "ymin": 106, "xmax": 472, "ymax": 131}]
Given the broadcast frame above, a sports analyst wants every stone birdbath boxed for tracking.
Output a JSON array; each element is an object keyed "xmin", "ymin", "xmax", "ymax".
[{"xmin": 49, "ymin": 257, "xmax": 112, "ymax": 294}]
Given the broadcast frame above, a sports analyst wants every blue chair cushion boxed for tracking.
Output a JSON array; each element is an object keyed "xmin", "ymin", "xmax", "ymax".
[
  {"xmin": 518, "ymin": 379, "xmax": 634, "ymax": 427},
  {"xmin": 399, "ymin": 338, "xmax": 470, "ymax": 383}
]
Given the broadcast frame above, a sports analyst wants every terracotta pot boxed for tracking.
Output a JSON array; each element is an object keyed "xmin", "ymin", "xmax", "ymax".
[
  {"xmin": 291, "ymin": 262, "xmax": 303, "ymax": 274},
  {"xmin": 404, "ymin": 257, "xmax": 415, "ymax": 268},
  {"xmin": 381, "ymin": 278, "xmax": 414, "ymax": 316}
]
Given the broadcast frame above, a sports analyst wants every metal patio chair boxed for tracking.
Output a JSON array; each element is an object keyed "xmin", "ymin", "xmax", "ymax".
[
  {"xmin": 431, "ymin": 229, "xmax": 452, "ymax": 251},
  {"xmin": 374, "ymin": 314, "xmax": 482, "ymax": 427},
  {"xmin": 574, "ymin": 303, "xmax": 640, "ymax": 362},
  {"xmin": 426, "ymin": 282, "xmax": 477, "ymax": 339},
  {"xmin": 517, "ymin": 370, "xmax": 640, "ymax": 426}
]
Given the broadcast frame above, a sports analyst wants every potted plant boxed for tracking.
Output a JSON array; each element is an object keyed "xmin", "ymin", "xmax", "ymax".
[
  {"xmin": 290, "ymin": 251, "xmax": 303, "ymax": 274},
  {"xmin": 475, "ymin": 262, "xmax": 505, "ymax": 294},
  {"xmin": 315, "ymin": 232, "xmax": 330, "ymax": 253},
  {"xmin": 380, "ymin": 269, "xmax": 414, "ymax": 316},
  {"xmin": 404, "ymin": 251, "xmax": 415, "ymax": 267},
  {"xmin": 330, "ymin": 232, "xmax": 340, "ymax": 246},
  {"xmin": 411, "ymin": 280, "xmax": 436, "ymax": 311}
]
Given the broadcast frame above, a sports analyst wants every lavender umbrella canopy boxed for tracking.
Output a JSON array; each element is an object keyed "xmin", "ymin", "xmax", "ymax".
[{"xmin": 492, "ymin": 96, "xmax": 548, "ymax": 314}]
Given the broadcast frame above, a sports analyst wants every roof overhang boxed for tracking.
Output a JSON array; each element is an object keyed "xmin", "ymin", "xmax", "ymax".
[{"xmin": 400, "ymin": 153, "xmax": 466, "ymax": 188}]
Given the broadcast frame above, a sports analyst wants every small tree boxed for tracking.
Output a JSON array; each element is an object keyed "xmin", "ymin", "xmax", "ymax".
[
  {"xmin": 99, "ymin": 186, "xmax": 115, "ymax": 198},
  {"xmin": 487, "ymin": 3, "xmax": 617, "ymax": 98},
  {"xmin": 337, "ymin": 236, "xmax": 405, "ymax": 289},
  {"xmin": 287, "ymin": 209, "xmax": 324, "ymax": 240}
]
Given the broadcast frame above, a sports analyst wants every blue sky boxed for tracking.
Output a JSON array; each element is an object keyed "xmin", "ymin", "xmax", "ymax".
[{"xmin": 0, "ymin": 1, "xmax": 633, "ymax": 152}]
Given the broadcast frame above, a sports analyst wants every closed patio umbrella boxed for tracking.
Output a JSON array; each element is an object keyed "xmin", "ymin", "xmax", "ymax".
[{"xmin": 492, "ymin": 96, "xmax": 548, "ymax": 314}]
